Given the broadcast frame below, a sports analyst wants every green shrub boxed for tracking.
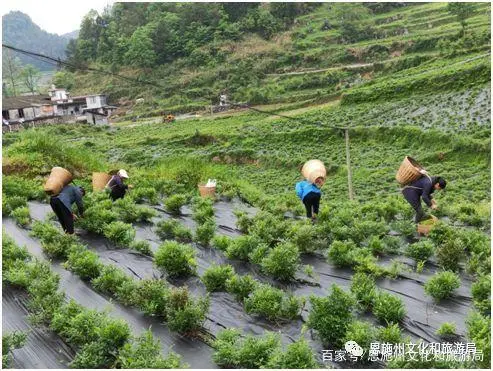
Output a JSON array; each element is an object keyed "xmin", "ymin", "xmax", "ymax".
[
  {"xmin": 116, "ymin": 330, "xmax": 185, "ymax": 368},
  {"xmin": 471, "ymin": 274, "xmax": 490, "ymax": 315},
  {"xmin": 201, "ymin": 265, "xmax": 235, "ymax": 292},
  {"xmin": 103, "ymin": 221, "xmax": 136, "ymax": 247},
  {"xmin": 3, "ymin": 195, "xmax": 28, "ymax": 216},
  {"xmin": 225, "ymin": 274, "xmax": 257, "ymax": 301},
  {"xmin": 130, "ymin": 187, "xmax": 159, "ymax": 204},
  {"xmin": 436, "ymin": 322, "xmax": 456, "ymax": 339},
  {"xmin": 429, "ymin": 223, "xmax": 464, "ymax": 271},
  {"xmin": 287, "ymin": 222, "xmax": 322, "ymax": 253},
  {"xmin": 234, "ymin": 210, "xmax": 253, "ymax": 233},
  {"xmin": 156, "ymin": 219, "xmax": 192, "ymax": 242},
  {"xmin": 65, "ymin": 246, "xmax": 102, "ymax": 280},
  {"xmin": 343, "ymin": 320, "xmax": 376, "ymax": 358},
  {"xmin": 266, "ymin": 337, "xmax": 319, "ymax": 368},
  {"xmin": 368, "ymin": 235, "xmax": 385, "ymax": 255},
  {"xmin": 350, "ymin": 272, "xmax": 377, "ymax": 310},
  {"xmin": 376, "ymin": 323, "xmax": 403, "ymax": 344},
  {"xmin": 192, "ymin": 198, "xmax": 215, "ymax": 224},
  {"xmin": 372, "ymin": 292, "xmax": 406, "ymax": 324},
  {"xmin": 113, "ymin": 197, "xmax": 157, "ymax": 223},
  {"xmin": 2, "ymin": 331, "xmax": 27, "ymax": 368},
  {"xmin": 225, "ymin": 235, "xmax": 261, "ymax": 260},
  {"xmin": 248, "ymin": 244, "xmax": 269, "ymax": 264},
  {"xmin": 194, "ymin": 219, "xmax": 216, "ymax": 246},
  {"xmin": 307, "ymin": 284, "xmax": 355, "ymax": 347},
  {"xmin": 166, "ymin": 288, "xmax": 209, "ymax": 334},
  {"xmin": 154, "ymin": 241, "xmax": 197, "ymax": 278},
  {"xmin": 213, "ymin": 329, "xmax": 280, "ymax": 368},
  {"xmin": 129, "ymin": 240, "xmax": 153, "ymax": 256},
  {"xmin": 79, "ymin": 207, "xmax": 118, "ymax": 234},
  {"xmin": 382, "ymin": 235, "xmax": 402, "ymax": 254},
  {"xmin": 38, "ymin": 231, "xmax": 77, "ymax": 259},
  {"xmin": 134, "ymin": 279, "xmax": 170, "ymax": 316},
  {"xmin": 91, "ymin": 265, "xmax": 132, "ymax": 295},
  {"xmin": 466, "ymin": 311, "xmax": 491, "ymax": 369},
  {"xmin": 249, "ymin": 211, "xmax": 289, "ymax": 245},
  {"xmin": 405, "ymin": 240, "xmax": 435, "ymax": 262},
  {"xmin": 11, "ymin": 206, "xmax": 31, "ymax": 226},
  {"xmin": 244, "ymin": 284, "xmax": 303, "ymax": 321},
  {"xmin": 260, "ymin": 242, "xmax": 300, "ymax": 281},
  {"xmin": 424, "ymin": 271, "xmax": 461, "ymax": 300},
  {"xmin": 164, "ymin": 194, "xmax": 187, "ymax": 215},
  {"xmin": 211, "ymin": 235, "xmax": 231, "ymax": 251},
  {"xmin": 327, "ymin": 240, "xmax": 357, "ymax": 267}
]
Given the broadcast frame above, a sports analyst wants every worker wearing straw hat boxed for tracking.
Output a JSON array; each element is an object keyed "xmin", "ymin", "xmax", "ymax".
[
  {"xmin": 106, "ymin": 169, "xmax": 131, "ymax": 201},
  {"xmin": 402, "ymin": 175, "xmax": 446, "ymax": 223}
]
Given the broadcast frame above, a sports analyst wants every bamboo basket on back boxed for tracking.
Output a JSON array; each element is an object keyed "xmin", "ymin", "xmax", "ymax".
[
  {"xmin": 396, "ymin": 156, "xmax": 426, "ymax": 185},
  {"xmin": 198, "ymin": 184, "xmax": 216, "ymax": 198},
  {"xmin": 92, "ymin": 172, "xmax": 112, "ymax": 192},
  {"xmin": 302, "ymin": 159, "xmax": 327, "ymax": 184},
  {"xmin": 44, "ymin": 167, "xmax": 73, "ymax": 196}
]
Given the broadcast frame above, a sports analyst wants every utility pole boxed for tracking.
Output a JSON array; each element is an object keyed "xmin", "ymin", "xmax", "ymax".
[{"xmin": 345, "ymin": 127, "xmax": 354, "ymax": 201}]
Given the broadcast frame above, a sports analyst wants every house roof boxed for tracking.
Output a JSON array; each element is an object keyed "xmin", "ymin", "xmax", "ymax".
[{"xmin": 2, "ymin": 95, "xmax": 53, "ymax": 110}]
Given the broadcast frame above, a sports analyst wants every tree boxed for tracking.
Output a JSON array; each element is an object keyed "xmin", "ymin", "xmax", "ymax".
[
  {"xmin": 3, "ymin": 50, "xmax": 22, "ymax": 96},
  {"xmin": 447, "ymin": 2, "xmax": 475, "ymax": 35},
  {"xmin": 20, "ymin": 64, "xmax": 41, "ymax": 95},
  {"xmin": 124, "ymin": 26, "xmax": 156, "ymax": 68}
]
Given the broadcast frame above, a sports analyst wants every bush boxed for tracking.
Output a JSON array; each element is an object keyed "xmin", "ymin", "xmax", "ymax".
[
  {"xmin": 166, "ymin": 289, "xmax": 209, "ymax": 334},
  {"xmin": 436, "ymin": 322, "xmax": 456, "ymax": 339},
  {"xmin": 154, "ymin": 241, "xmax": 197, "ymax": 278},
  {"xmin": 350, "ymin": 272, "xmax": 377, "ymax": 310},
  {"xmin": 211, "ymin": 235, "xmax": 231, "ymax": 251},
  {"xmin": 194, "ymin": 219, "xmax": 216, "ymax": 246},
  {"xmin": 78, "ymin": 206, "xmax": 119, "ymax": 234},
  {"xmin": 156, "ymin": 219, "xmax": 192, "ymax": 242},
  {"xmin": 466, "ymin": 312, "xmax": 491, "ymax": 369},
  {"xmin": 405, "ymin": 240, "xmax": 435, "ymax": 262},
  {"xmin": 113, "ymin": 197, "xmax": 157, "ymax": 223},
  {"xmin": 372, "ymin": 292, "xmax": 406, "ymax": 324},
  {"xmin": 424, "ymin": 271, "xmax": 461, "ymax": 300},
  {"xmin": 92, "ymin": 265, "xmax": 132, "ymax": 295},
  {"xmin": 192, "ymin": 198, "xmax": 215, "ymax": 224},
  {"xmin": 164, "ymin": 194, "xmax": 187, "ymax": 215},
  {"xmin": 260, "ymin": 242, "xmax": 300, "ymax": 281},
  {"xmin": 40, "ymin": 233, "xmax": 77, "ymax": 259},
  {"xmin": 225, "ymin": 274, "xmax": 257, "ymax": 301},
  {"xmin": 429, "ymin": 223, "xmax": 464, "ymax": 271},
  {"xmin": 343, "ymin": 320, "xmax": 376, "ymax": 358},
  {"xmin": 287, "ymin": 222, "xmax": 322, "ymax": 253},
  {"xmin": 266, "ymin": 337, "xmax": 319, "ymax": 368},
  {"xmin": 248, "ymin": 244, "xmax": 270, "ymax": 264},
  {"xmin": 225, "ymin": 235, "xmax": 261, "ymax": 260},
  {"xmin": 134, "ymin": 279, "xmax": 170, "ymax": 316},
  {"xmin": 116, "ymin": 330, "xmax": 185, "ymax": 368},
  {"xmin": 103, "ymin": 221, "xmax": 136, "ymax": 247},
  {"xmin": 249, "ymin": 211, "xmax": 289, "ymax": 245},
  {"xmin": 213, "ymin": 329, "xmax": 280, "ymax": 368},
  {"xmin": 368, "ymin": 235, "xmax": 384, "ymax": 255},
  {"xmin": 11, "ymin": 206, "xmax": 31, "ymax": 226},
  {"xmin": 129, "ymin": 240, "xmax": 153, "ymax": 256},
  {"xmin": 376, "ymin": 323, "xmax": 403, "ymax": 344},
  {"xmin": 65, "ymin": 246, "xmax": 102, "ymax": 280},
  {"xmin": 307, "ymin": 285, "xmax": 355, "ymax": 347},
  {"xmin": 471, "ymin": 274, "xmax": 490, "ymax": 315},
  {"xmin": 234, "ymin": 210, "xmax": 252, "ymax": 233},
  {"xmin": 3, "ymin": 195, "xmax": 28, "ymax": 216},
  {"xmin": 201, "ymin": 265, "xmax": 235, "ymax": 292},
  {"xmin": 327, "ymin": 240, "xmax": 357, "ymax": 267},
  {"xmin": 244, "ymin": 284, "xmax": 303, "ymax": 321}
]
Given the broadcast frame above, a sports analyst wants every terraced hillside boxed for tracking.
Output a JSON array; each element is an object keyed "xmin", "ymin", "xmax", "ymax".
[{"xmin": 2, "ymin": 2, "xmax": 491, "ymax": 369}]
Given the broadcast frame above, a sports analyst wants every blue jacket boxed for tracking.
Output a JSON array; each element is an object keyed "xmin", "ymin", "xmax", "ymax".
[
  {"xmin": 295, "ymin": 180, "xmax": 321, "ymax": 201},
  {"xmin": 53, "ymin": 185, "xmax": 84, "ymax": 215}
]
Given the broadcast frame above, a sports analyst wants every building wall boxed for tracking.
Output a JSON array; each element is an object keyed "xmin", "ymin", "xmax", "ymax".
[
  {"xmin": 23, "ymin": 107, "xmax": 36, "ymax": 120},
  {"xmin": 86, "ymin": 95, "xmax": 107, "ymax": 109},
  {"xmin": 8, "ymin": 109, "xmax": 19, "ymax": 120}
]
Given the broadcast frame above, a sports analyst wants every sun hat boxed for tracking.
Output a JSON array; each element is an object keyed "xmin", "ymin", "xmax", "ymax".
[{"xmin": 118, "ymin": 169, "xmax": 129, "ymax": 179}]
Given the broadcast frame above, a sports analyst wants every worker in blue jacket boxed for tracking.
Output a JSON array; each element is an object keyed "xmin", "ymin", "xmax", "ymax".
[
  {"xmin": 402, "ymin": 175, "xmax": 446, "ymax": 223},
  {"xmin": 296, "ymin": 177, "xmax": 324, "ymax": 221}
]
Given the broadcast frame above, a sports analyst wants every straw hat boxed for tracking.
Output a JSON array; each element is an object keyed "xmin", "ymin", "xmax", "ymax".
[{"xmin": 118, "ymin": 169, "xmax": 129, "ymax": 179}]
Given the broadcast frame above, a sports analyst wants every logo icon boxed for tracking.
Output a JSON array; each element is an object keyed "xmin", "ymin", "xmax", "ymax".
[{"xmin": 344, "ymin": 340, "xmax": 364, "ymax": 357}]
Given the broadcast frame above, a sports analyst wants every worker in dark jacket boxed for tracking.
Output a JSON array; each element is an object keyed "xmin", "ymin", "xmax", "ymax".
[
  {"xmin": 295, "ymin": 177, "xmax": 324, "ymax": 221},
  {"xmin": 402, "ymin": 176, "xmax": 446, "ymax": 223},
  {"xmin": 106, "ymin": 169, "xmax": 130, "ymax": 201},
  {"xmin": 50, "ymin": 185, "xmax": 85, "ymax": 234}
]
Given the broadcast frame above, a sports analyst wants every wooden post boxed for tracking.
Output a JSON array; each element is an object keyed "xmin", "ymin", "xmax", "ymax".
[{"xmin": 345, "ymin": 128, "xmax": 354, "ymax": 201}]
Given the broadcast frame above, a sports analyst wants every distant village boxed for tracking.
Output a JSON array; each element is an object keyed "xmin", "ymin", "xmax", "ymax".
[{"xmin": 2, "ymin": 86, "xmax": 117, "ymax": 132}]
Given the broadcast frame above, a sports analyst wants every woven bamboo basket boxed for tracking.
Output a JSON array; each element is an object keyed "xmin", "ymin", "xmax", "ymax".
[
  {"xmin": 198, "ymin": 184, "xmax": 216, "ymax": 198},
  {"xmin": 92, "ymin": 172, "xmax": 112, "ymax": 192},
  {"xmin": 396, "ymin": 156, "xmax": 425, "ymax": 185},
  {"xmin": 44, "ymin": 167, "xmax": 73, "ymax": 196},
  {"xmin": 417, "ymin": 215, "xmax": 438, "ymax": 235},
  {"xmin": 302, "ymin": 159, "xmax": 327, "ymax": 184}
]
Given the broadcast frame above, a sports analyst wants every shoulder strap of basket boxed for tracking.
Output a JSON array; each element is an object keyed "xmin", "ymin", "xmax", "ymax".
[{"xmin": 402, "ymin": 173, "xmax": 432, "ymax": 190}]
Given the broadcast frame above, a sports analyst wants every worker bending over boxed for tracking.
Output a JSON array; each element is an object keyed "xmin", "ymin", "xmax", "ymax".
[
  {"xmin": 106, "ymin": 169, "xmax": 131, "ymax": 201},
  {"xmin": 50, "ymin": 185, "xmax": 85, "ymax": 234},
  {"xmin": 402, "ymin": 175, "xmax": 446, "ymax": 223},
  {"xmin": 296, "ymin": 177, "xmax": 324, "ymax": 221}
]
